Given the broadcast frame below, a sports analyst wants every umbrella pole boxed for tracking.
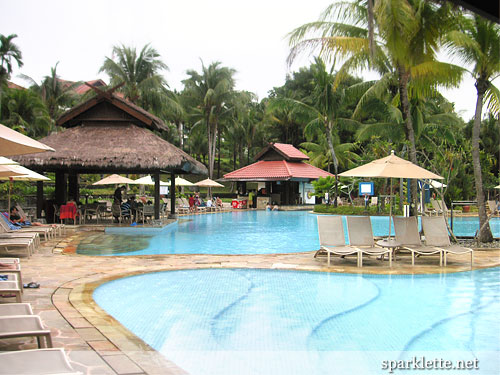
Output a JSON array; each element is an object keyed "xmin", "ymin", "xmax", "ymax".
[
  {"xmin": 7, "ymin": 177, "xmax": 12, "ymax": 220},
  {"xmin": 388, "ymin": 177, "xmax": 393, "ymax": 239}
]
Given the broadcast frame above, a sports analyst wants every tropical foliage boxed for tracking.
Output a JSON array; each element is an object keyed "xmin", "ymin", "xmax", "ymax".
[{"xmin": 0, "ymin": 3, "xmax": 498, "ymax": 242}]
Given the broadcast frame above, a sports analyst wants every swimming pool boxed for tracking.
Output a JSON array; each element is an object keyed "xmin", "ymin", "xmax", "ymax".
[
  {"xmin": 94, "ymin": 267, "xmax": 500, "ymax": 374},
  {"xmin": 77, "ymin": 211, "xmax": 500, "ymax": 256}
]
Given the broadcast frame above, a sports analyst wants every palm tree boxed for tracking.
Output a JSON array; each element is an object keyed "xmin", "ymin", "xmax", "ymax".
[
  {"xmin": 0, "ymin": 33, "xmax": 23, "ymax": 116},
  {"xmin": 0, "ymin": 87, "xmax": 52, "ymax": 137},
  {"xmin": 0, "ymin": 34, "xmax": 23, "ymax": 84},
  {"xmin": 21, "ymin": 62, "xmax": 79, "ymax": 123},
  {"xmin": 182, "ymin": 61, "xmax": 236, "ymax": 178},
  {"xmin": 99, "ymin": 44, "xmax": 168, "ymax": 112},
  {"xmin": 287, "ymin": 0, "xmax": 463, "ymax": 214},
  {"xmin": 269, "ymin": 58, "xmax": 365, "ymax": 204},
  {"xmin": 445, "ymin": 15, "xmax": 500, "ymax": 242}
]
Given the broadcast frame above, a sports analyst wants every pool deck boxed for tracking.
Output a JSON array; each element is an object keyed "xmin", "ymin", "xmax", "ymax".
[{"xmin": 1, "ymin": 225, "xmax": 499, "ymax": 375}]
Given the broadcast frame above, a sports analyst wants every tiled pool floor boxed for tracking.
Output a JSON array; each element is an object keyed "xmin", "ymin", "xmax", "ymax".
[{"xmin": 1, "ymin": 227, "xmax": 499, "ymax": 374}]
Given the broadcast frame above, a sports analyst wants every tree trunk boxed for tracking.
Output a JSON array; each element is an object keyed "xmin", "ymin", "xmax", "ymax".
[
  {"xmin": 177, "ymin": 121, "xmax": 184, "ymax": 149},
  {"xmin": 367, "ymin": 0, "xmax": 375, "ymax": 58},
  {"xmin": 472, "ymin": 79, "xmax": 493, "ymax": 242},
  {"xmin": 398, "ymin": 66, "xmax": 418, "ymax": 216},
  {"xmin": 326, "ymin": 121, "xmax": 339, "ymax": 207}
]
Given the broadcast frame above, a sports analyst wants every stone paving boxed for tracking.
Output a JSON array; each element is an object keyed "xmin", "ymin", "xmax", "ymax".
[{"xmin": 1, "ymin": 226, "xmax": 499, "ymax": 374}]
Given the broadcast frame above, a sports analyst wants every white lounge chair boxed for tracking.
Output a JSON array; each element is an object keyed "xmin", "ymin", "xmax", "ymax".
[
  {"xmin": 316, "ymin": 216, "xmax": 360, "ymax": 266},
  {"xmin": 394, "ymin": 216, "xmax": 443, "ymax": 266},
  {"xmin": 0, "ymin": 302, "xmax": 33, "ymax": 316},
  {"xmin": 346, "ymin": 216, "xmax": 392, "ymax": 267},
  {"xmin": 0, "ymin": 274, "xmax": 22, "ymax": 302},
  {"xmin": 487, "ymin": 200, "xmax": 499, "ymax": 215},
  {"xmin": 0, "ymin": 257, "xmax": 23, "ymax": 292},
  {"xmin": 0, "ymin": 215, "xmax": 54, "ymax": 241},
  {"xmin": 422, "ymin": 216, "xmax": 473, "ymax": 267},
  {"xmin": 0, "ymin": 314, "xmax": 52, "ymax": 348},
  {"xmin": 0, "ymin": 239, "xmax": 33, "ymax": 258},
  {"xmin": 0, "ymin": 348, "xmax": 82, "ymax": 375}
]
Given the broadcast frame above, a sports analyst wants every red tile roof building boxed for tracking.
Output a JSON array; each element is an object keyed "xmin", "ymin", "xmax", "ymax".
[{"xmin": 224, "ymin": 143, "xmax": 333, "ymax": 206}]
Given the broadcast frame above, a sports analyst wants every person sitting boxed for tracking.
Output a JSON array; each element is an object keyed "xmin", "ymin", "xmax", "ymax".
[
  {"xmin": 216, "ymin": 197, "xmax": 223, "ymax": 209},
  {"xmin": 188, "ymin": 194, "xmax": 196, "ymax": 213},
  {"xmin": 128, "ymin": 195, "xmax": 138, "ymax": 222},
  {"xmin": 8, "ymin": 206, "xmax": 45, "ymax": 226},
  {"xmin": 266, "ymin": 203, "xmax": 271, "ymax": 211},
  {"xmin": 120, "ymin": 199, "xmax": 131, "ymax": 220},
  {"xmin": 272, "ymin": 202, "xmax": 279, "ymax": 211},
  {"xmin": 206, "ymin": 198, "xmax": 213, "ymax": 208},
  {"xmin": 114, "ymin": 186, "xmax": 126, "ymax": 205}
]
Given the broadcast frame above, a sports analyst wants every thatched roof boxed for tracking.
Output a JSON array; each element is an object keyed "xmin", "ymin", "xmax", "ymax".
[
  {"xmin": 14, "ymin": 123, "xmax": 207, "ymax": 175},
  {"xmin": 56, "ymin": 90, "xmax": 167, "ymax": 132}
]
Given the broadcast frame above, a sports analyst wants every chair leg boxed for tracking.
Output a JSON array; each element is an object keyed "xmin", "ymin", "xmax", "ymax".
[
  {"xmin": 412, "ymin": 252, "xmax": 415, "ymax": 266},
  {"xmin": 389, "ymin": 252, "xmax": 392, "ymax": 267}
]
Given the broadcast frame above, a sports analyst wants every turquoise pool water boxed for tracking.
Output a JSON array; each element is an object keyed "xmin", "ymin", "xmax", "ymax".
[
  {"xmin": 78, "ymin": 211, "xmax": 500, "ymax": 256},
  {"xmin": 94, "ymin": 268, "xmax": 500, "ymax": 374}
]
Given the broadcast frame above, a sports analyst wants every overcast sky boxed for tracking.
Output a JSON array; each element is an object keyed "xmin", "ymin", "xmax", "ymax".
[{"xmin": 0, "ymin": 0, "xmax": 492, "ymax": 121}]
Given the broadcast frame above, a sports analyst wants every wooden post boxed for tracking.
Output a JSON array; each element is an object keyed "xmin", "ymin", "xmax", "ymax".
[
  {"xmin": 170, "ymin": 171, "xmax": 176, "ymax": 217},
  {"xmin": 55, "ymin": 172, "xmax": 67, "ymax": 205},
  {"xmin": 68, "ymin": 173, "xmax": 79, "ymax": 202},
  {"xmin": 36, "ymin": 181, "xmax": 44, "ymax": 219},
  {"xmin": 154, "ymin": 171, "xmax": 160, "ymax": 220}
]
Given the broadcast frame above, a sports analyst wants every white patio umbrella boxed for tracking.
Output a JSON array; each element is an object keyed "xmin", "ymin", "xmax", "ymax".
[
  {"xmin": 194, "ymin": 178, "xmax": 224, "ymax": 188},
  {"xmin": 0, "ymin": 164, "xmax": 51, "ymax": 218},
  {"xmin": 0, "ymin": 157, "xmax": 20, "ymax": 166},
  {"xmin": 165, "ymin": 177, "xmax": 194, "ymax": 186},
  {"xmin": 0, "ymin": 165, "xmax": 25, "ymax": 178},
  {"xmin": 132, "ymin": 175, "xmax": 168, "ymax": 185},
  {"xmin": 0, "ymin": 123, "xmax": 55, "ymax": 156},
  {"xmin": 495, "ymin": 185, "xmax": 500, "ymax": 189},
  {"xmin": 92, "ymin": 174, "xmax": 135, "ymax": 185},
  {"xmin": 339, "ymin": 150, "xmax": 443, "ymax": 238}
]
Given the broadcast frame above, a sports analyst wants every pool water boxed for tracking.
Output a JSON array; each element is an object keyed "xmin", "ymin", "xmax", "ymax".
[
  {"xmin": 93, "ymin": 268, "xmax": 500, "ymax": 374},
  {"xmin": 77, "ymin": 211, "xmax": 500, "ymax": 256}
]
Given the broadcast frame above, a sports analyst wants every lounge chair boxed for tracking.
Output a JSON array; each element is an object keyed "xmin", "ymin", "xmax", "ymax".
[
  {"xmin": 0, "ymin": 348, "xmax": 82, "ymax": 375},
  {"xmin": 0, "ymin": 230, "xmax": 40, "ymax": 249},
  {"xmin": 346, "ymin": 216, "xmax": 392, "ymax": 267},
  {"xmin": 0, "ymin": 257, "xmax": 23, "ymax": 292},
  {"xmin": 431, "ymin": 199, "xmax": 460, "ymax": 216},
  {"xmin": 0, "ymin": 237, "xmax": 34, "ymax": 258},
  {"xmin": 0, "ymin": 302, "xmax": 33, "ymax": 316},
  {"xmin": 16, "ymin": 204, "xmax": 66, "ymax": 236},
  {"xmin": 393, "ymin": 216, "xmax": 443, "ymax": 266},
  {"xmin": 316, "ymin": 216, "xmax": 360, "ymax": 266},
  {"xmin": 422, "ymin": 216, "xmax": 473, "ymax": 267},
  {"xmin": 0, "ymin": 275, "xmax": 22, "ymax": 302},
  {"xmin": 487, "ymin": 200, "xmax": 499, "ymax": 215},
  {"xmin": 0, "ymin": 214, "xmax": 54, "ymax": 241},
  {"xmin": 0, "ymin": 314, "xmax": 52, "ymax": 348}
]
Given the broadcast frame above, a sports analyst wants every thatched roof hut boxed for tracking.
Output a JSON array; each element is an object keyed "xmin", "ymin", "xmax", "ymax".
[
  {"xmin": 14, "ymin": 85, "xmax": 207, "ymax": 219},
  {"xmin": 15, "ymin": 123, "xmax": 206, "ymax": 174}
]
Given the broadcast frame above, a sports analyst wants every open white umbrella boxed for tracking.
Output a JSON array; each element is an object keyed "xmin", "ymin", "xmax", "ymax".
[
  {"xmin": 495, "ymin": 185, "xmax": 500, "ymax": 189},
  {"xmin": 194, "ymin": 178, "xmax": 224, "ymax": 188},
  {"xmin": 339, "ymin": 150, "xmax": 443, "ymax": 238},
  {"xmin": 0, "ymin": 165, "xmax": 50, "ymax": 181},
  {"xmin": 0, "ymin": 164, "xmax": 51, "ymax": 218},
  {"xmin": 0, "ymin": 124, "xmax": 55, "ymax": 156},
  {"xmin": 92, "ymin": 174, "xmax": 135, "ymax": 185},
  {"xmin": 132, "ymin": 175, "xmax": 168, "ymax": 185},
  {"xmin": 165, "ymin": 177, "xmax": 194, "ymax": 186},
  {"xmin": 0, "ymin": 157, "xmax": 20, "ymax": 166},
  {"xmin": 0, "ymin": 165, "xmax": 25, "ymax": 178}
]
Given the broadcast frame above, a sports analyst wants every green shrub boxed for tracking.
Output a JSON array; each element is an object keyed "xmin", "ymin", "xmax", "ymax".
[{"xmin": 313, "ymin": 204, "xmax": 401, "ymax": 216}]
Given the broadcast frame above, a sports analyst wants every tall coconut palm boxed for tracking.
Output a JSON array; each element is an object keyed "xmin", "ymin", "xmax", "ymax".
[
  {"xmin": 182, "ymin": 61, "xmax": 236, "ymax": 178},
  {"xmin": 0, "ymin": 33, "xmax": 23, "ymax": 116},
  {"xmin": 445, "ymin": 15, "xmax": 500, "ymax": 242},
  {"xmin": 0, "ymin": 33, "xmax": 23, "ymax": 84},
  {"xmin": 99, "ymin": 44, "xmax": 168, "ymax": 113},
  {"xmin": 0, "ymin": 87, "xmax": 52, "ymax": 137},
  {"xmin": 20, "ymin": 62, "xmax": 79, "ymax": 123},
  {"xmin": 288, "ymin": 0, "xmax": 463, "ymax": 215}
]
